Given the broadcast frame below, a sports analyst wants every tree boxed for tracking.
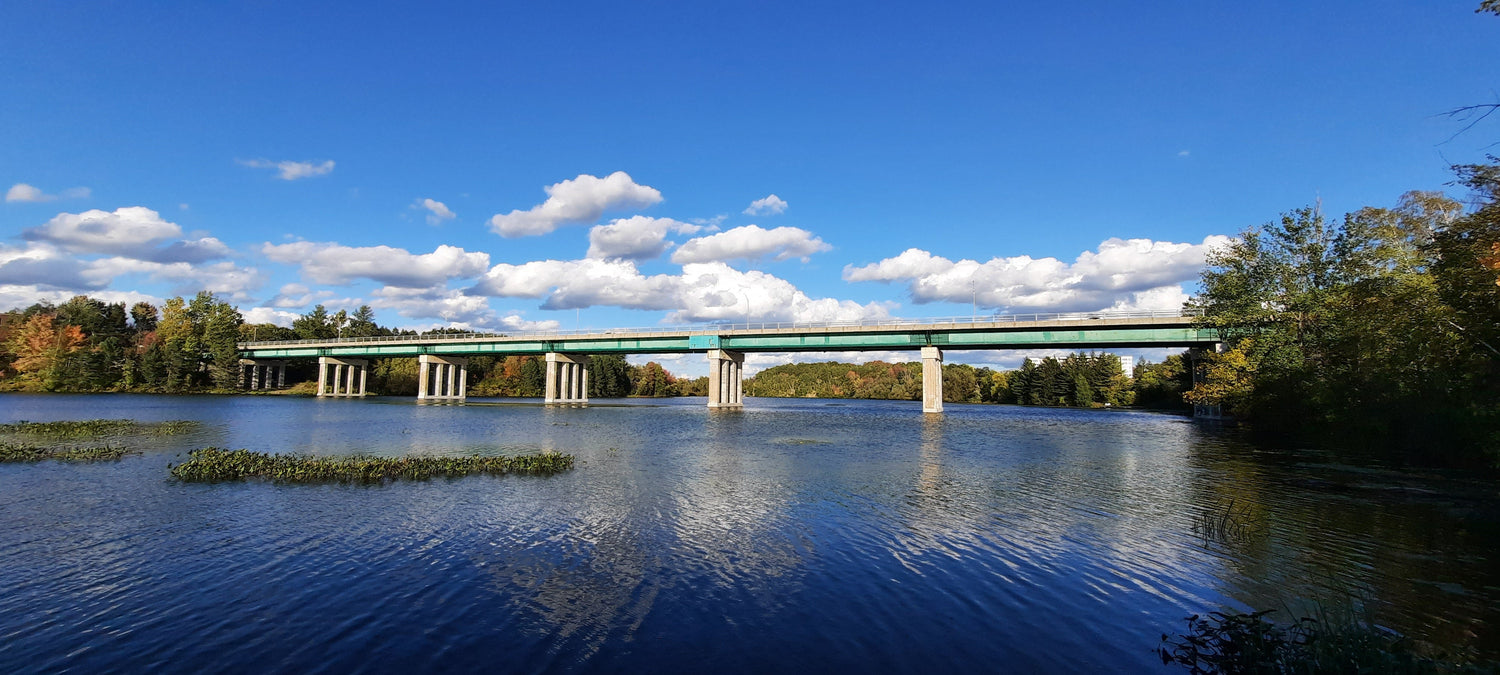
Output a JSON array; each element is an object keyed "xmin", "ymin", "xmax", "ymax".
[
  {"xmin": 6, "ymin": 314, "xmax": 86, "ymax": 389},
  {"xmin": 293, "ymin": 305, "xmax": 336, "ymax": 340},
  {"xmin": 130, "ymin": 302, "xmax": 158, "ymax": 333}
]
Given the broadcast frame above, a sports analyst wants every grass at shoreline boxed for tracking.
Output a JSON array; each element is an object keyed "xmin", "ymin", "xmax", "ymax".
[
  {"xmin": 0, "ymin": 419, "xmax": 198, "ymax": 438},
  {"xmin": 169, "ymin": 448, "xmax": 575, "ymax": 484}
]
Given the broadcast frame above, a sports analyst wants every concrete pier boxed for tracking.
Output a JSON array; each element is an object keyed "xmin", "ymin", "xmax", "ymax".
[
  {"xmin": 706, "ymin": 349, "xmax": 744, "ymax": 408},
  {"xmin": 417, "ymin": 354, "xmax": 467, "ymax": 402},
  {"xmin": 921, "ymin": 346, "xmax": 943, "ymax": 414},
  {"xmin": 544, "ymin": 353, "xmax": 589, "ymax": 404},
  {"xmin": 316, "ymin": 357, "xmax": 368, "ymax": 397},
  {"xmin": 238, "ymin": 359, "xmax": 287, "ymax": 390}
]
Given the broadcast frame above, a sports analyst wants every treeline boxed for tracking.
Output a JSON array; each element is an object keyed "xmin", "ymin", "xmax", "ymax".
[
  {"xmin": 745, "ymin": 352, "xmax": 1187, "ymax": 409},
  {"xmin": 0, "ymin": 298, "xmax": 703, "ymax": 397},
  {"xmin": 1185, "ymin": 160, "xmax": 1500, "ymax": 468}
]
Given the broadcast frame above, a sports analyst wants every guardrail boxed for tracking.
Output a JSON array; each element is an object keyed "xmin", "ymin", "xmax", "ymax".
[{"xmin": 239, "ymin": 309, "xmax": 1203, "ymax": 348}]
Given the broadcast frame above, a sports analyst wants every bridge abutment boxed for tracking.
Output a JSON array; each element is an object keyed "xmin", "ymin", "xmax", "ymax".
[
  {"xmin": 922, "ymin": 347, "xmax": 944, "ymax": 413},
  {"xmin": 707, "ymin": 349, "xmax": 744, "ymax": 408},
  {"xmin": 317, "ymin": 357, "xmax": 368, "ymax": 397},
  {"xmin": 545, "ymin": 353, "xmax": 589, "ymax": 405},
  {"xmin": 418, "ymin": 354, "xmax": 467, "ymax": 402}
]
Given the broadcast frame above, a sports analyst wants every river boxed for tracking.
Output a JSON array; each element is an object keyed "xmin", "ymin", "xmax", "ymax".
[{"xmin": 0, "ymin": 394, "xmax": 1495, "ymax": 672}]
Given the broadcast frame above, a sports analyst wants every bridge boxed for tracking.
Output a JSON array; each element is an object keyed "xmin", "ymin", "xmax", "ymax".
[{"xmin": 237, "ymin": 310, "xmax": 1219, "ymax": 413}]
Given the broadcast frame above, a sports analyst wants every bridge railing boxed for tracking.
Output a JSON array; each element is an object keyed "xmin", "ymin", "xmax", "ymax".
[{"xmin": 239, "ymin": 308, "xmax": 1203, "ymax": 348}]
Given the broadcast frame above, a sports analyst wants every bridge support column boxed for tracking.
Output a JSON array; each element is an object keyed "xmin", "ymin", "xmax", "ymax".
[
  {"xmin": 317, "ymin": 357, "xmax": 368, "ymax": 397},
  {"xmin": 240, "ymin": 359, "xmax": 287, "ymax": 391},
  {"xmin": 1189, "ymin": 344, "xmax": 1228, "ymax": 419},
  {"xmin": 545, "ymin": 353, "xmax": 589, "ymax": 405},
  {"xmin": 922, "ymin": 346, "xmax": 943, "ymax": 414},
  {"xmin": 418, "ymin": 354, "xmax": 468, "ymax": 402},
  {"xmin": 707, "ymin": 349, "xmax": 744, "ymax": 408}
]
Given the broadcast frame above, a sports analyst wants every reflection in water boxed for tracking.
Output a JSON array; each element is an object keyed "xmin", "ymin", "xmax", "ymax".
[{"xmin": 0, "ymin": 394, "xmax": 1496, "ymax": 672}]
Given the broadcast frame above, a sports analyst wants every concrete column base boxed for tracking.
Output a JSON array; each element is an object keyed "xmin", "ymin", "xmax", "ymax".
[
  {"xmin": 317, "ymin": 357, "xmax": 369, "ymax": 397},
  {"xmin": 544, "ymin": 353, "xmax": 590, "ymax": 404},
  {"xmin": 706, "ymin": 349, "xmax": 745, "ymax": 408},
  {"xmin": 418, "ymin": 355, "xmax": 468, "ymax": 402},
  {"xmin": 921, "ymin": 346, "xmax": 943, "ymax": 414},
  {"xmin": 239, "ymin": 359, "xmax": 288, "ymax": 391}
]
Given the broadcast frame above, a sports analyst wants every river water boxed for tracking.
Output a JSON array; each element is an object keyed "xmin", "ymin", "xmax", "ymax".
[{"xmin": 0, "ymin": 394, "xmax": 1495, "ymax": 673}]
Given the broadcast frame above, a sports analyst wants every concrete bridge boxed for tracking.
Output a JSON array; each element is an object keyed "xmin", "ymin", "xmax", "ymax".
[{"xmin": 237, "ymin": 310, "xmax": 1219, "ymax": 413}]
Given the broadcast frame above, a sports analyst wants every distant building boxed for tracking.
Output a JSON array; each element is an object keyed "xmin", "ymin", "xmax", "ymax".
[{"xmin": 1118, "ymin": 355, "xmax": 1134, "ymax": 377}]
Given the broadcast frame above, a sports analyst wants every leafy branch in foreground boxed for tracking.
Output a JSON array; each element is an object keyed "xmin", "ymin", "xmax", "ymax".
[{"xmin": 169, "ymin": 448, "xmax": 574, "ymax": 484}]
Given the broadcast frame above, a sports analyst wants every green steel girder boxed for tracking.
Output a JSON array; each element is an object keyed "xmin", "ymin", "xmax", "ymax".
[{"xmin": 238, "ymin": 326, "xmax": 1218, "ymax": 360}]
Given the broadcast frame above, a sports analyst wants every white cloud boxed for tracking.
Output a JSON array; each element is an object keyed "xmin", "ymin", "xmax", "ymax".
[
  {"xmin": 470, "ymin": 258, "xmax": 682, "ymax": 310},
  {"xmin": 21, "ymin": 207, "xmax": 230, "ymax": 263},
  {"xmin": 586, "ymin": 216, "xmax": 701, "ymax": 260},
  {"xmin": 0, "ymin": 242, "xmax": 108, "ymax": 290},
  {"xmin": 670, "ymin": 225, "xmax": 832, "ymax": 264},
  {"xmin": 90, "ymin": 258, "xmax": 268, "ymax": 302},
  {"xmin": 743, "ymin": 194, "xmax": 788, "ymax": 216},
  {"xmin": 239, "ymin": 158, "xmax": 335, "ymax": 180},
  {"xmin": 468, "ymin": 258, "xmax": 892, "ymax": 323},
  {"xmin": 1177, "ymin": 150, "xmax": 1191, "ymax": 157},
  {"xmin": 368, "ymin": 285, "xmax": 559, "ymax": 332},
  {"xmin": 843, "ymin": 236, "xmax": 1231, "ymax": 313},
  {"xmin": 243, "ymin": 307, "xmax": 300, "ymax": 327},
  {"xmin": 667, "ymin": 263, "xmax": 893, "ymax": 323},
  {"xmin": 0, "ymin": 284, "xmax": 159, "ymax": 313},
  {"xmin": 488, "ymin": 171, "xmax": 663, "ymax": 237},
  {"xmin": 261, "ymin": 242, "xmax": 490, "ymax": 288},
  {"xmin": 265, "ymin": 282, "xmax": 335, "ymax": 309},
  {"xmin": 6, "ymin": 183, "xmax": 89, "ymax": 203},
  {"xmin": 417, "ymin": 198, "xmax": 456, "ymax": 226}
]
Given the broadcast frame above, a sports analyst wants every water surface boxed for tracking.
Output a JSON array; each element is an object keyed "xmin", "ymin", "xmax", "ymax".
[{"xmin": 1, "ymin": 394, "xmax": 1495, "ymax": 672}]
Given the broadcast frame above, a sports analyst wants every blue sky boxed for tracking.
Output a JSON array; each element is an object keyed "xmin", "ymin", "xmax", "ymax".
[{"xmin": 3, "ymin": 1, "xmax": 1497, "ymax": 373}]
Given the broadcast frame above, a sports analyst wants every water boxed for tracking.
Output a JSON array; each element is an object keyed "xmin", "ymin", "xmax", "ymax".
[{"xmin": 1, "ymin": 394, "xmax": 1496, "ymax": 672}]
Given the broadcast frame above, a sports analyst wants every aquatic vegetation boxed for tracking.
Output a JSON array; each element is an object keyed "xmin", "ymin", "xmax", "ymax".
[
  {"xmin": 1193, "ymin": 499, "xmax": 1253, "ymax": 545},
  {"xmin": 0, "ymin": 442, "xmax": 133, "ymax": 462},
  {"xmin": 0, "ymin": 419, "xmax": 198, "ymax": 438},
  {"xmin": 169, "ymin": 448, "xmax": 574, "ymax": 484},
  {"xmin": 1158, "ymin": 608, "xmax": 1484, "ymax": 674}
]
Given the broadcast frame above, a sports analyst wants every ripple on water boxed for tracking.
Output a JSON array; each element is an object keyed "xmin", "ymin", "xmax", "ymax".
[{"xmin": 0, "ymin": 394, "xmax": 1497, "ymax": 672}]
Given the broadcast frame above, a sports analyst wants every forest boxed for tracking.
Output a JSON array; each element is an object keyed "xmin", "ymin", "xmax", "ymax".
[
  {"xmin": 1186, "ymin": 159, "xmax": 1500, "ymax": 468},
  {"xmin": 0, "ymin": 298, "xmax": 706, "ymax": 398}
]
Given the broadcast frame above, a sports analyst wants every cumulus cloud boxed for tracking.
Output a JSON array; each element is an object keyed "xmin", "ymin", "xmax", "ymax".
[
  {"xmin": 243, "ymin": 307, "xmax": 301, "ymax": 327},
  {"xmin": 368, "ymin": 285, "xmax": 559, "ymax": 331},
  {"xmin": 843, "ymin": 236, "xmax": 1231, "ymax": 313},
  {"xmin": 239, "ymin": 158, "xmax": 335, "ymax": 180},
  {"xmin": 488, "ymin": 171, "xmax": 663, "ymax": 237},
  {"xmin": 0, "ymin": 243, "xmax": 108, "ymax": 291},
  {"xmin": 261, "ymin": 242, "xmax": 490, "ymax": 288},
  {"xmin": 6, "ymin": 183, "xmax": 89, "ymax": 203},
  {"xmin": 468, "ymin": 258, "xmax": 892, "ymax": 323},
  {"xmin": 586, "ymin": 216, "xmax": 702, "ymax": 260},
  {"xmin": 670, "ymin": 225, "xmax": 832, "ymax": 264},
  {"xmin": 90, "ymin": 258, "xmax": 268, "ymax": 302},
  {"xmin": 417, "ymin": 198, "xmax": 456, "ymax": 225},
  {"xmin": 469, "ymin": 258, "xmax": 681, "ymax": 310},
  {"xmin": 667, "ymin": 263, "xmax": 893, "ymax": 323},
  {"xmin": 265, "ymin": 282, "xmax": 335, "ymax": 309},
  {"xmin": 0, "ymin": 284, "xmax": 158, "ymax": 313},
  {"xmin": 21, "ymin": 207, "xmax": 230, "ymax": 263},
  {"xmin": 743, "ymin": 194, "xmax": 788, "ymax": 216}
]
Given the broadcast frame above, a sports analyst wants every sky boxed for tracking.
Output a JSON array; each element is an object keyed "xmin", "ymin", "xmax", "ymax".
[{"xmin": 2, "ymin": 1, "xmax": 1497, "ymax": 375}]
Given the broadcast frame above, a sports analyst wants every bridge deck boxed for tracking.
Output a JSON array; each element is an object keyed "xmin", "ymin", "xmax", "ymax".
[{"xmin": 238, "ymin": 312, "xmax": 1218, "ymax": 359}]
